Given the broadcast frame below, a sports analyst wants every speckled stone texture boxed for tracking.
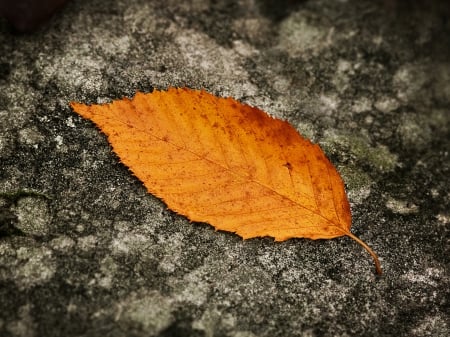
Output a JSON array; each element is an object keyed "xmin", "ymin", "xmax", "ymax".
[{"xmin": 0, "ymin": 1, "xmax": 449, "ymax": 336}]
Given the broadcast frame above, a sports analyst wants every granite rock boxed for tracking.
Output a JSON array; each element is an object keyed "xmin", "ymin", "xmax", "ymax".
[{"xmin": 0, "ymin": 1, "xmax": 449, "ymax": 336}]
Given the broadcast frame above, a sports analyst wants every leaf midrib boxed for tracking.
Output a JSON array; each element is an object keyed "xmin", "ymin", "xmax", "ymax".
[{"xmin": 109, "ymin": 114, "xmax": 344, "ymax": 230}]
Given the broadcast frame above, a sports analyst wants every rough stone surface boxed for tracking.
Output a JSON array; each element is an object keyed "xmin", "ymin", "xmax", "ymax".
[{"xmin": 1, "ymin": 1, "xmax": 449, "ymax": 336}]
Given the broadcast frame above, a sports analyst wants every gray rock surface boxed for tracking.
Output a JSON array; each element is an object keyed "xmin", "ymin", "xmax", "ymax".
[{"xmin": 0, "ymin": 0, "xmax": 449, "ymax": 336}]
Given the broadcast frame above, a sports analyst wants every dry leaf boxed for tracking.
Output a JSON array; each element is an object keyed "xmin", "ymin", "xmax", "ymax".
[{"xmin": 71, "ymin": 87, "xmax": 381, "ymax": 274}]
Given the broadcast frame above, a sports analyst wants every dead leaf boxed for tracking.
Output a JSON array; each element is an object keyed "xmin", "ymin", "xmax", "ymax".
[{"xmin": 71, "ymin": 87, "xmax": 382, "ymax": 274}]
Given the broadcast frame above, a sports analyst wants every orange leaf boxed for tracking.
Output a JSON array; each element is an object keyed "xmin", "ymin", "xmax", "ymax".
[{"xmin": 71, "ymin": 87, "xmax": 381, "ymax": 274}]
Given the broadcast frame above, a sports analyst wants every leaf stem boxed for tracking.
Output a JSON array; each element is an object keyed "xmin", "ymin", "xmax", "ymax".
[{"xmin": 345, "ymin": 231, "xmax": 382, "ymax": 275}]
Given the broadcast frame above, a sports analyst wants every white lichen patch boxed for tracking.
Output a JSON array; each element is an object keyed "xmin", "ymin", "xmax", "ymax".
[
  {"xmin": 14, "ymin": 246, "xmax": 56, "ymax": 290},
  {"xmin": 110, "ymin": 231, "xmax": 151, "ymax": 256},
  {"xmin": 436, "ymin": 213, "xmax": 449, "ymax": 225},
  {"xmin": 123, "ymin": 3, "xmax": 166, "ymax": 34},
  {"xmin": 277, "ymin": 11, "xmax": 332, "ymax": 57},
  {"xmin": 6, "ymin": 304, "xmax": 36, "ymax": 337},
  {"xmin": 231, "ymin": 17, "xmax": 272, "ymax": 44},
  {"xmin": 232, "ymin": 40, "xmax": 259, "ymax": 58},
  {"xmin": 174, "ymin": 30, "xmax": 258, "ymax": 99},
  {"xmin": 14, "ymin": 197, "xmax": 51, "ymax": 236},
  {"xmin": 295, "ymin": 121, "xmax": 317, "ymax": 142},
  {"xmin": 157, "ymin": 232, "xmax": 184, "ymax": 274},
  {"xmin": 4, "ymin": 71, "xmax": 42, "ymax": 128},
  {"xmin": 410, "ymin": 315, "xmax": 449, "ymax": 337},
  {"xmin": 116, "ymin": 290, "xmax": 174, "ymax": 334},
  {"xmin": 351, "ymin": 97, "xmax": 372, "ymax": 114},
  {"xmin": 95, "ymin": 34, "xmax": 131, "ymax": 57},
  {"xmin": 54, "ymin": 135, "xmax": 64, "ymax": 151},
  {"xmin": 397, "ymin": 112, "xmax": 435, "ymax": 150},
  {"xmin": 385, "ymin": 197, "xmax": 419, "ymax": 215},
  {"xmin": 319, "ymin": 94, "xmax": 340, "ymax": 114},
  {"xmin": 271, "ymin": 76, "xmax": 292, "ymax": 94},
  {"xmin": 374, "ymin": 96, "xmax": 400, "ymax": 113},
  {"xmin": 172, "ymin": 268, "xmax": 210, "ymax": 307},
  {"xmin": 232, "ymin": 332, "xmax": 258, "ymax": 337},
  {"xmin": 394, "ymin": 61, "xmax": 449, "ymax": 106},
  {"xmin": 402, "ymin": 267, "xmax": 444, "ymax": 287},
  {"xmin": 77, "ymin": 235, "xmax": 98, "ymax": 251},
  {"xmin": 65, "ymin": 116, "xmax": 76, "ymax": 128},
  {"xmin": 336, "ymin": 59, "xmax": 354, "ymax": 74},
  {"xmin": 36, "ymin": 52, "xmax": 106, "ymax": 96},
  {"xmin": 18, "ymin": 127, "xmax": 44, "ymax": 147},
  {"xmin": 333, "ymin": 59, "xmax": 356, "ymax": 92},
  {"xmin": 193, "ymin": 307, "xmax": 237, "ymax": 337},
  {"xmin": 96, "ymin": 256, "xmax": 119, "ymax": 290},
  {"xmin": 393, "ymin": 63, "xmax": 430, "ymax": 103},
  {"xmin": 50, "ymin": 236, "xmax": 75, "ymax": 252}
]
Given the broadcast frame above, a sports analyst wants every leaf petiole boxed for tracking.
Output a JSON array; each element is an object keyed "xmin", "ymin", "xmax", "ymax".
[{"xmin": 345, "ymin": 231, "xmax": 382, "ymax": 275}]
